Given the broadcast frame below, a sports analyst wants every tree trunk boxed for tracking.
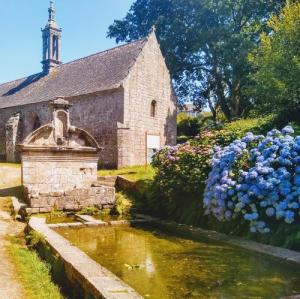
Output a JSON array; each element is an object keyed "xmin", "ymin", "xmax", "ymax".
[
  {"xmin": 215, "ymin": 77, "xmax": 231, "ymax": 121},
  {"xmin": 231, "ymin": 79, "xmax": 241, "ymax": 118},
  {"xmin": 207, "ymin": 94, "xmax": 217, "ymax": 122},
  {"xmin": 211, "ymin": 59, "xmax": 232, "ymax": 121}
]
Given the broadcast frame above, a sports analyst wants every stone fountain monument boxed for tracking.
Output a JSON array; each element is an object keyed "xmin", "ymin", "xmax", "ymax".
[{"xmin": 18, "ymin": 98, "xmax": 115, "ymax": 213}]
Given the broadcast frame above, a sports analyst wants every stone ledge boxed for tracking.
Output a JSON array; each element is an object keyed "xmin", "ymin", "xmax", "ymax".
[
  {"xmin": 28, "ymin": 217, "xmax": 143, "ymax": 299},
  {"xmin": 48, "ymin": 222, "xmax": 84, "ymax": 229},
  {"xmin": 153, "ymin": 220, "xmax": 300, "ymax": 266},
  {"xmin": 75, "ymin": 214, "xmax": 107, "ymax": 225}
]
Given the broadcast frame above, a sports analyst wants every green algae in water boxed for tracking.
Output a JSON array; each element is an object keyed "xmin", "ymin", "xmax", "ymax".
[
  {"xmin": 92, "ymin": 214, "xmax": 132, "ymax": 222},
  {"xmin": 56, "ymin": 225, "xmax": 300, "ymax": 299}
]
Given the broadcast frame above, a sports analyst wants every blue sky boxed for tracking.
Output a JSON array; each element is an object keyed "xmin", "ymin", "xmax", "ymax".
[{"xmin": 0, "ymin": 0, "xmax": 134, "ymax": 83}]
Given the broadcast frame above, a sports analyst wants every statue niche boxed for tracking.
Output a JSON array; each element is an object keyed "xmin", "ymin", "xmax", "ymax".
[{"xmin": 54, "ymin": 110, "xmax": 68, "ymax": 145}]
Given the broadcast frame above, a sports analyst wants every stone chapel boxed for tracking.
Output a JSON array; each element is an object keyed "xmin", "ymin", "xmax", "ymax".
[{"xmin": 0, "ymin": 1, "xmax": 177, "ymax": 168}]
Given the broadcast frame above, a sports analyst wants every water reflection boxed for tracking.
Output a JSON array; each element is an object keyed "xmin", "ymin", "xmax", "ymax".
[{"xmin": 57, "ymin": 225, "xmax": 300, "ymax": 299}]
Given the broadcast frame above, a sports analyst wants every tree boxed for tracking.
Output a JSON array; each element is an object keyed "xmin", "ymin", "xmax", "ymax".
[
  {"xmin": 248, "ymin": 1, "xmax": 300, "ymax": 122},
  {"xmin": 108, "ymin": 0, "xmax": 284, "ymax": 121}
]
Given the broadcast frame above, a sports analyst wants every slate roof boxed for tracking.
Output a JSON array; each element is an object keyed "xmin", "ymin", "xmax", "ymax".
[{"xmin": 0, "ymin": 38, "xmax": 147, "ymax": 109}]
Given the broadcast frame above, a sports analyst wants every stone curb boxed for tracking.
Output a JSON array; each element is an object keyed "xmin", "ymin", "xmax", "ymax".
[
  {"xmin": 75, "ymin": 214, "xmax": 107, "ymax": 224},
  {"xmin": 47, "ymin": 218, "xmax": 154, "ymax": 229},
  {"xmin": 154, "ymin": 220, "xmax": 300, "ymax": 266},
  {"xmin": 28, "ymin": 217, "xmax": 143, "ymax": 299}
]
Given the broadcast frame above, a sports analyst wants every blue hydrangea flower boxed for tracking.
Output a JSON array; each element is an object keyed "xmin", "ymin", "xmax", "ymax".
[
  {"xmin": 203, "ymin": 126, "xmax": 300, "ymax": 233},
  {"xmin": 282, "ymin": 126, "xmax": 294, "ymax": 135}
]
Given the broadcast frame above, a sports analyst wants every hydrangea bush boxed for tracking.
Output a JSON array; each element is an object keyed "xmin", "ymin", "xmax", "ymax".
[
  {"xmin": 204, "ymin": 126, "xmax": 300, "ymax": 233},
  {"xmin": 149, "ymin": 142, "xmax": 209, "ymax": 223},
  {"xmin": 152, "ymin": 137, "xmax": 213, "ymax": 200}
]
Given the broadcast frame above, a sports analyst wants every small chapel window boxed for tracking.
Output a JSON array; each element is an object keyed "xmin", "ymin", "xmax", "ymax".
[
  {"xmin": 151, "ymin": 100, "xmax": 157, "ymax": 117},
  {"xmin": 33, "ymin": 115, "xmax": 41, "ymax": 130}
]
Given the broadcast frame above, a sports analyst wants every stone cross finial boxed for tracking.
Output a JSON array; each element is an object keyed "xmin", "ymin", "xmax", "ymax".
[{"xmin": 49, "ymin": 1, "xmax": 55, "ymax": 21}]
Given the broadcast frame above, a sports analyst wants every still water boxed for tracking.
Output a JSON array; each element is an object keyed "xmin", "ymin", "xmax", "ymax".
[{"xmin": 56, "ymin": 225, "xmax": 300, "ymax": 299}]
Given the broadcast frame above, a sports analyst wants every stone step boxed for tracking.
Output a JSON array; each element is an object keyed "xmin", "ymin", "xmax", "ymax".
[
  {"xmin": 75, "ymin": 214, "xmax": 106, "ymax": 225},
  {"xmin": 94, "ymin": 181, "xmax": 115, "ymax": 187}
]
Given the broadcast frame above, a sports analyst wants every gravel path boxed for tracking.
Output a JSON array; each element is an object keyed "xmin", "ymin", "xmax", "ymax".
[{"xmin": 0, "ymin": 165, "xmax": 24, "ymax": 298}]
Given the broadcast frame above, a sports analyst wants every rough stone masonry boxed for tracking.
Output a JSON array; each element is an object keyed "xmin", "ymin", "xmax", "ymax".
[{"xmin": 18, "ymin": 98, "xmax": 115, "ymax": 214}]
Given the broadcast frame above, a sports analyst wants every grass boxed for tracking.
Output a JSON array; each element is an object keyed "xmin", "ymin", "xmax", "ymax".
[
  {"xmin": 98, "ymin": 165, "xmax": 155, "ymax": 182},
  {"xmin": 8, "ymin": 235, "xmax": 64, "ymax": 299},
  {"xmin": 0, "ymin": 196, "xmax": 12, "ymax": 213},
  {"xmin": 0, "ymin": 164, "xmax": 23, "ymax": 203},
  {"xmin": 0, "ymin": 162, "xmax": 21, "ymax": 168}
]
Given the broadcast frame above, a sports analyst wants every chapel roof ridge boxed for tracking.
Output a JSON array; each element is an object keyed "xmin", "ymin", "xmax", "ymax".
[
  {"xmin": 62, "ymin": 37, "xmax": 148, "ymax": 67},
  {"xmin": 0, "ymin": 37, "xmax": 148, "ymax": 87}
]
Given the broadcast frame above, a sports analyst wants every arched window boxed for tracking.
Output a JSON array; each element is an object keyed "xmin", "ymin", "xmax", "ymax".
[
  {"xmin": 151, "ymin": 100, "xmax": 157, "ymax": 117},
  {"xmin": 27, "ymin": 112, "xmax": 41, "ymax": 132},
  {"xmin": 33, "ymin": 115, "xmax": 41, "ymax": 130}
]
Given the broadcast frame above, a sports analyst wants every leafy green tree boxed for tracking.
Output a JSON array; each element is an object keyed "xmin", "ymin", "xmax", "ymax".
[
  {"xmin": 248, "ymin": 1, "xmax": 300, "ymax": 122},
  {"xmin": 108, "ymin": 0, "xmax": 284, "ymax": 120}
]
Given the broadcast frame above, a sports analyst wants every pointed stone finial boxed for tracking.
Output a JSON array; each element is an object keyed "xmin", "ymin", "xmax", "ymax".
[{"xmin": 49, "ymin": 1, "xmax": 55, "ymax": 21}]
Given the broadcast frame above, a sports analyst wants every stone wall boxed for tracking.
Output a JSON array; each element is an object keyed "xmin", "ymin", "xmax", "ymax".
[
  {"xmin": 0, "ymin": 102, "xmax": 52, "ymax": 160},
  {"xmin": 69, "ymin": 89, "xmax": 124, "ymax": 168},
  {"xmin": 26, "ymin": 184, "xmax": 115, "ymax": 213},
  {"xmin": 120, "ymin": 31, "xmax": 177, "ymax": 167},
  {"xmin": 0, "ymin": 89, "xmax": 123, "ymax": 167},
  {"xmin": 22, "ymin": 152, "xmax": 98, "ymax": 194},
  {"xmin": 5, "ymin": 113, "xmax": 21, "ymax": 162}
]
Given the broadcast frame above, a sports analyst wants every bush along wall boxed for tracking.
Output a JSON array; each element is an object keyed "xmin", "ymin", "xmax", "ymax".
[
  {"xmin": 150, "ymin": 124, "xmax": 300, "ymax": 250},
  {"xmin": 150, "ymin": 135, "xmax": 213, "ymax": 224}
]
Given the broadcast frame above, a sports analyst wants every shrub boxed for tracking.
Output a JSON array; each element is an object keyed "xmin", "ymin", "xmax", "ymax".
[
  {"xmin": 152, "ymin": 138, "xmax": 213, "ymax": 198},
  {"xmin": 113, "ymin": 192, "xmax": 133, "ymax": 216},
  {"xmin": 177, "ymin": 116, "xmax": 201, "ymax": 137},
  {"xmin": 78, "ymin": 206, "xmax": 101, "ymax": 216},
  {"xmin": 150, "ymin": 132, "xmax": 215, "ymax": 223},
  {"xmin": 213, "ymin": 116, "xmax": 274, "ymax": 147},
  {"xmin": 26, "ymin": 231, "xmax": 46, "ymax": 248},
  {"xmin": 204, "ymin": 126, "xmax": 300, "ymax": 234}
]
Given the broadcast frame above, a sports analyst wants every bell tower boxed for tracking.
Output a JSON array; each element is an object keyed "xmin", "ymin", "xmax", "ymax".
[{"xmin": 41, "ymin": 1, "xmax": 62, "ymax": 73}]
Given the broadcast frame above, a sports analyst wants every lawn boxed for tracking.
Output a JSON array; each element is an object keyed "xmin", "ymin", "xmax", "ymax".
[
  {"xmin": 98, "ymin": 165, "xmax": 155, "ymax": 182},
  {"xmin": 0, "ymin": 162, "xmax": 21, "ymax": 168},
  {"xmin": 8, "ymin": 236, "xmax": 63, "ymax": 299}
]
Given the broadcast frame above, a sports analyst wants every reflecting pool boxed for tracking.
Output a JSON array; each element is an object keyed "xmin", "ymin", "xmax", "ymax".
[{"xmin": 56, "ymin": 225, "xmax": 300, "ymax": 299}]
